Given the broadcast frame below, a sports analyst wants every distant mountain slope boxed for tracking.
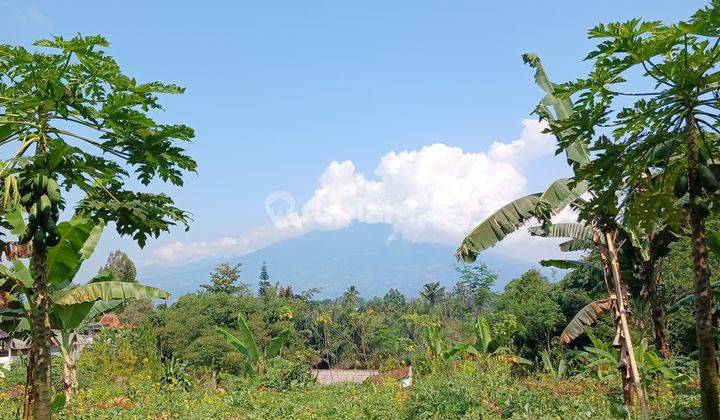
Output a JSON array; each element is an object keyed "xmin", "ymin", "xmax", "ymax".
[{"xmin": 139, "ymin": 223, "xmax": 542, "ymax": 300}]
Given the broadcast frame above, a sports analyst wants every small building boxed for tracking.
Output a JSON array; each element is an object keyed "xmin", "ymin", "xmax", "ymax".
[{"xmin": 0, "ymin": 331, "xmax": 30, "ymax": 371}]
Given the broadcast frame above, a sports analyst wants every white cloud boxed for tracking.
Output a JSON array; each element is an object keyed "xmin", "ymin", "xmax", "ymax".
[
  {"xmin": 487, "ymin": 119, "xmax": 555, "ymax": 167},
  {"xmin": 293, "ymin": 143, "xmax": 526, "ymax": 244},
  {"xmin": 154, "ymin": 237, "xmax": 239, "ymax": 263},
  {"xmin": 153, "ymin": 119, "xmax": 560, "ymax": 263}
]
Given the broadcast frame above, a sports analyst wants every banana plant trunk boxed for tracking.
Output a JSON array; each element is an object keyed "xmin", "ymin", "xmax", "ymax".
[
  {"xmin": 593, "ymin": 226, "xmax": 648, "ymax": 416},
  {"xmin": 25, "ymin": 245, "xmax": 52, "ymax": 420},
  {"xmin": 686, "ymin": 119, "xmax": 720, "ymax": 419},
  {"xmin": 61, "ymin": 353, "xmax": 77, "ymax": 404},
  {"xmin": 640, "ymin": 261, "xmax": 670, "ymax": 358},
  {"xmin": 57, "ymin": 334, "xmax": 78, "ymax": 404}
]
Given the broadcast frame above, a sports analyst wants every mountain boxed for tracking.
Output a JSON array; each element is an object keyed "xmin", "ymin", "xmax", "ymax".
[{"xmin": 139, "ymin": 223, "xmax": 543, "ymax": 301}]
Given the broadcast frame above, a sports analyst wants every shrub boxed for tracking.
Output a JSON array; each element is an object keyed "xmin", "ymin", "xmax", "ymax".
[{"xmin": 261, "ymin": 358, "xmax": 313, "ymax": 391}]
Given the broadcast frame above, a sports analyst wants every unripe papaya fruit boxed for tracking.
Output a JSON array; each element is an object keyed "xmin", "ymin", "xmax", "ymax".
[
  {"xmin": 46, "ymin": 179, "xmax": 61, "ymax": 204},
  {"xmin": 20, "ymin": 192, "xmax": 32, "ymax": 206},
  {"xmin": 693, "ymin": 196, "xmax": 711, "ymax": 217},
  {"xmin": 39, "ymin": 195, "xmax": 51, "ymax": 215},
  {"xmin": 674, "ymin": 174, "xmax": 689, "ymax": 198},
  {"xmin": 41, "ymin": 216, "xmax": 56, "ymax": 232},
  {"xmin": 699, "ymin": 165, "xmax": 719, "ymax": 192},
  {"xmin": 28, "ymin": 204, "xmax": 38, "ymax": 225},
  {"xmin": 33, "ymin": 227, "xmax": 45, "ymax": 247},
  {"xmin": 32, "ymin": 175, "xmax": 45, "ymax": 191},
  {"xmin": 700, "ymin": 148, "xmax": 711, "ymax": 165},
  {"xmin": 46, "ymin": 231, "xmax": 60, "ymax": 247}
]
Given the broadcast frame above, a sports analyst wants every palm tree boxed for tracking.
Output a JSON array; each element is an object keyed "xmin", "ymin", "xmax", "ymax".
[
  {"xmin": 342, "ymin": 285, "xmax": 360, "ymax": 305},
  {"xmin": 420, "ymin": 282, "xmax": 446, "ymax": 306}
]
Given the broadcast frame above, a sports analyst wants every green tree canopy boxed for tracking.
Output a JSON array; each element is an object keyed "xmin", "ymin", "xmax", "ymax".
[
  {"xmin": 101, "ymin": 250, "xmax": 137, "ymax": 283},
  {"xmin": 495, "ymin": 269, "xmax": 563, "ymax": 352}
]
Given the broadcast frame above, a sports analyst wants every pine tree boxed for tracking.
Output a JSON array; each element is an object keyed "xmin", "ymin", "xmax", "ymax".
[{"xmin": 258, "ymin": 262, "xmax": 272, "ymax": 297}]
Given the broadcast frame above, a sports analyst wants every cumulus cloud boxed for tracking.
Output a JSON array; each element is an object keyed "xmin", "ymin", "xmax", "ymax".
[
  {"xmin": 153, "ymin": 119, "xmax": 560, "ymax": 263},
  {"xmin": 487, "ymin": 119, "xmax": 555, "ymax": 166},
  {"xmin": 286, "ymin": 143, "xmax": 526, "ymax": 244}
]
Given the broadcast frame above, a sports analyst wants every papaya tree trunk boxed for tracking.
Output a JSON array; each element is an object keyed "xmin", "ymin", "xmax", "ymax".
[
  {"xmin": 687, "ymin": 119, "xmax": 720, "ymax": 419},
  {"xmin": 641, "ymin": 260, "xmax": 670, "ymax": 358},
  {"xmin": 22, "ymin": 343, "xmax": 36, "ymax": 419},
  {"xmin": 28, "ymin": 245, "xmax": 52, "ymax": 420}
]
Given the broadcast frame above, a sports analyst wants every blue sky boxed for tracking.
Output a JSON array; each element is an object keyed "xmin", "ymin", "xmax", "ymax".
[{"xmin": 0, "ymin": 1, "xmax": 708, "ymax": 273}]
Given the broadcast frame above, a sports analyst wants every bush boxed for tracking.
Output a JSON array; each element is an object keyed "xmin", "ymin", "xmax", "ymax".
[
  {"xmin": 78, "ymin": 323, "xmax": 162, "ymax": 387},
  {"xmin": 261, "ymin": 358, "xmax": 313, "ymax": 391}
]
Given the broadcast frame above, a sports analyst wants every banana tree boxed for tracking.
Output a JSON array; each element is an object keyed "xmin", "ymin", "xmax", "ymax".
[
  {"xmin": 0, "ymin": 214, "xmax": 170, "ymax": 403},
  {"xmin": 540, "ymin": 350, "xmax": 568, "ymax": 380},
  {"xmin": 458, "ymin": 53, "xmax": 647, "ymax": 410},
  {"xmin": 543, "ymin": 8, "xmax": 720, "ymax": 416},
  {"xmin": 534, "ymin": 219, "xmax": 678, "ymax": 358},
  {"xmin": 215, "ymin": 315, "xmax": 289, "ymax": 375}
]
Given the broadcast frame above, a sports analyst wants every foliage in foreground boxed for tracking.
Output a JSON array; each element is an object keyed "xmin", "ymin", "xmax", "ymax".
[{"xmin": 0, "ymin": 349, "xmax": 701, "ymax": 419}]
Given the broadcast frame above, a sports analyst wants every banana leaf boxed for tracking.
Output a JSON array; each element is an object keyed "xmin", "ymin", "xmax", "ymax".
[
  {"xmin": 457, "ymin": 194, "xmax": 541, "ymax": 262},
  {"xmin": 265, "ymin": 329, "xmax": 289, "ymax": 359},
  {"xmin": 528, "ymin": 222, "xmax": 594, "ymax": 241},
  {"xmin": 215, "ymin": 326, "xmax": 250, "ymax": 358},
  {"xmin": 540, "ymin": 259, "xmax": 604, "ymax": 282},
  {"xmin": 522, "ymin": 53, "xmax": 589, "ymax": 167},
  {"xmin": 559, "ymin": 238, "xmax": 594, "ymax": 252},
  {"xmin": 52, "ymin": 281, "xmax": 169, "ymax": 305},
  {"xmin": 47, "ymin": 217, "xmax": 105, "ymax": 288},
  {"xmin": 560, "ymin": 299, "xmax": 612, "ymax": 345},
  {"xmin": 538, "ymin": 179, "xmax": 588, "ymax": 212}
]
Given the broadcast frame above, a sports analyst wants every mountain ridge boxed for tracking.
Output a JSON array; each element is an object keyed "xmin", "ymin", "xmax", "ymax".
[{"xmin": 139, "ymin": 223, "xmax": 543, "ymax": 301}]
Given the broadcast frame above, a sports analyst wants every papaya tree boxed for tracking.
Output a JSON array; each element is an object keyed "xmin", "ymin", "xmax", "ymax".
[
  {"xmin": 0, "ymin": 35, "xmax": 195, "ymax": 419},
  {"xmin": 545, "ymin": 4, "xmax": 720, "ymax": 416}
]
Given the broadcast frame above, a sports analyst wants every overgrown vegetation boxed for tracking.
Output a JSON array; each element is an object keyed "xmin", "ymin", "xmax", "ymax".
[{"xmin": 2, "ymin": 2, "xmax": 720, "ymax": 419}]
